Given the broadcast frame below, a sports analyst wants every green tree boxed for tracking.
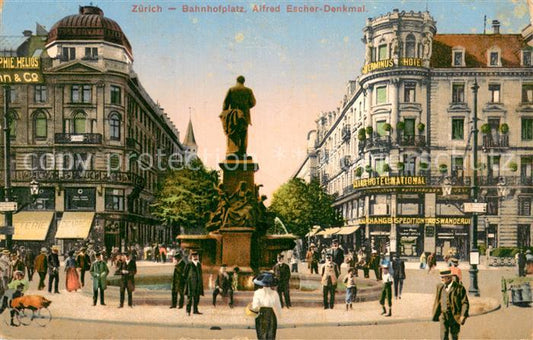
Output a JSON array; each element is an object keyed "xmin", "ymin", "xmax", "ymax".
[
  {"xmin": 151, "ymin": 158, "xmax": 220, "ymax": 234},
  {"xmin": 269, "ymin": 178, "xmax": 344, "ymax": 238}
]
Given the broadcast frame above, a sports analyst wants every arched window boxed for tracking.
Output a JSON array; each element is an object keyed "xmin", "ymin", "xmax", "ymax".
[
  {"xmin": 8, "ymin": 110, "xmax": 18, "ymax": 138},
  {"xmin": 34, "ymin": 111, "xmax": 47, "ymax": 138},
  {"xmin": 109, "ymin": 112, "xmax": 121, "ymax": 140},
  {"xmin": 405, "ymin": 34, "xmax": 416, "ymax": 58},
  {"xmin": 73, "ymin": 112, "xmax": 86, "ymax": 134}
]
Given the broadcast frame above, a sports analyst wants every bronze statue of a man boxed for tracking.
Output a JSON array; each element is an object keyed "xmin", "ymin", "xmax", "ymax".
[{"xmin": 220, "ymin": 76, "xmax": 256, "ymax": 157}]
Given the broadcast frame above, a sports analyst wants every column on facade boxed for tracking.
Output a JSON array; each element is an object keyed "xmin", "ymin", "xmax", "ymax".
[
  {"xmin": 390, "ymin": 78, "xmax": 400, "ymax": 144},
  {"xmin": 424, "ymin": 193, "xmax": 436, "ymax": 253},
  {"xmin": 390, "ymin": 193, "xmax": 398, "ymax": 254},
  {"xmin": 365, "ymin": 195, "xmax": 371, "ymax": 240}
]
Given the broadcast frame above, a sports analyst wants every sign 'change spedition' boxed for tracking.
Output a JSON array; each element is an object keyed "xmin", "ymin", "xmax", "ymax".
[{"xmin": 0, "ymin": 57, "xmax": 44, "ymax": 84}]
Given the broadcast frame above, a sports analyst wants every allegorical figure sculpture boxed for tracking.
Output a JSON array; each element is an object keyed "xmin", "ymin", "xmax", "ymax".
[{"xmin": 220, "ymin": 76, "xmax": 256, "ymax": 157}]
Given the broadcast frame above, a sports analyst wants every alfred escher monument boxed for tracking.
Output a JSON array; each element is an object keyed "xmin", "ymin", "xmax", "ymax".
[{"xmin": 178, "ymin": 76, "xmax": 296, "ymax": 289}]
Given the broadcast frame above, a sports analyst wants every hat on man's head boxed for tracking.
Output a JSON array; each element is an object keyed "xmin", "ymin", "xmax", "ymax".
[
  {"xmin": 80, "ymin": 247, "xmax": 87, "ymax": 252},
  {"xmin": 381, "ymin": 263, "xmax": 389, "ymax": 269},
  {"xmin": 220, "ymin": 264, "xmax": 227, "ymax": 268},
  {"xmin": 332, "ymin": 239, "xmax": 339, "ymax": 244},
  {"xmin": 372, "ymin": 249, "xmax": 377, "ymax": 254},
  {"xmin": 309, "ymin": 243, "xmax": 316, "ymax": 248},
  {"xmin": 439, "ymin": 269, "xmax": 453, "ymax": 277},
  {"xmin": 95, "ymin": 252, "xmax": 102, "ymax": 257},
  {"xmin": 190, "ymin": 250, "xmax": 199, "ymax": 256},
  {"xmin": 40, "ymin": 247, "xmax": 47, "ymax": 253},
  {"xmin": 450, "ymin": 258, "xmax": 459, "ymax": 264},
  {"xmin": 173, "ymin": 253, "xmax": 182, "ymax": 259},
  {"xmin": 277, "ymin": 254, "xmax": 284, "ymax": 259},
  {"xmin": 253, "ymin": 272, "xmax": 277, "ymax": 287},
  {"xmin": 2, "ymin": 249, "xmax": 11, "ymax": 255},
  {"xmin": 325, "ymin": 253, "xmax": 332, "ymax": 259},
  {"xmin": 51, "ymin": 245, "xmax": 59, "ymax": 252}
]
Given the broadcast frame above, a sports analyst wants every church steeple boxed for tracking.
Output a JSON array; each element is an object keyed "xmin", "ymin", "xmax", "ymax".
[{"xmin": 183, "ymin": 117, "xmax": 197, "ymax": 159}]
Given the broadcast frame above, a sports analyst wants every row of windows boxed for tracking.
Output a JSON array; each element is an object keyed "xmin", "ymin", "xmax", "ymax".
[
  {"xmin": 450, "ymin": 117, "xmax": 533, "ymax": 141},
  {"xmin": 61, "ymin": 47, "xmax": 99, "ymax": 61},
  {"xmin": 452, "ymin": 49, "xmax": 532, "ymax": 67},
  {"xmin": 370, "ymin": 34, "xmax": 423, "ymax": 62},
  {"xmin": 6, "ymin": 85, "xmax": 122, "ymax": 105},
  {"xmin": 8, "ymin": 110, "xmax": 121, "ymax": 140}
]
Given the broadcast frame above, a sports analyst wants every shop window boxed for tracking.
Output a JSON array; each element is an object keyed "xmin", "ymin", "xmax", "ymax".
[
  {"xmin": 65, "ymin": 188, "xmax": 96, "ymax": 211},
  {"xmin": 452, "ymin": 83, "xmax": 465, "ymax": 103},
  {"xmin": 489, "ymin": 84, "xmax": 500, "ymax": 103},
  {"xmin": 522, "ymin": 118, "xmax": 533, "ymax": 140},
  {"xmin": 376, "ymin": 86, "xmax": 387, "ymax": 104},
  {"xmin": 451, "ymin": 118, "xmax": 464, "ymax": 140}
]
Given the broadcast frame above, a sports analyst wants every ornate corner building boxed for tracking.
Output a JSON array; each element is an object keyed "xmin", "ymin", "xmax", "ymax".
[
  {"xmin": 0, "ymin": 6, "xmax": 190, "ymax": 252},
  {"xmin": 295, "ymin": 9, "xmax": 533, "ymax": 258}
]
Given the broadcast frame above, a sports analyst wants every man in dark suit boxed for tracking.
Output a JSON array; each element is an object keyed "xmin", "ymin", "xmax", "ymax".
[
  {"xmin": 170, "ymin": 253, "xmax": 186, "ymax": 309},
  {"xmin": 392, "ymin": 254, "xmax": 406, "ymax": 299},
  {"xmin": 273, "ymin": 254, "xmax": 291, "ymax": 308},
  {"xmin": 330, "ymin": 239, "xmax": 345, "ymax": 270},
  {"xmin": 221, "ymin": 75, "xmax": 256, "ymax": 156},
  {"xmin": 183, "ymin": 251, "xmax": 204, "ymax": 315},
  {"xmin": 47, "ymin": 246, "xmax": 60, "ymax": 294},
  {"xmin": 212, "ymin": 264, "xmax": 234, "ymax": 308},
  {"xmin": 432, "ymin": 269, "xmax": 469, "ymax": 340},
  {"xmin": 117, "ymin": 252, "xmax": 137, "ymax": 308},
  {"xmin": 76, "ymin": 247, "xmax": 91, "ymax": 287}
]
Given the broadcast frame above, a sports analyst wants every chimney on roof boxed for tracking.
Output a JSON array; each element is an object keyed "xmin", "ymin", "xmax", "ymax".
[
  {"xmin": 492, "ymin": 20, "xmax": 500, "ymax": 34},
  {"xmin": 22, "ymin": 30, "xmax": 32, "ymax": 37}
]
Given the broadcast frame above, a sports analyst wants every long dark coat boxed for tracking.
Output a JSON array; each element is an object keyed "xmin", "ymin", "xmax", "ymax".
[
  {"xmin": 183, "ymin": 261, "xmax": 204, "ymax": 297},
  {"xmin": 171, "ymin": 260, "xmax": 186, "ymax": 293},
  {"xmin": 118, "ymin": 259, "xmax": 137, "ymax": 292}
]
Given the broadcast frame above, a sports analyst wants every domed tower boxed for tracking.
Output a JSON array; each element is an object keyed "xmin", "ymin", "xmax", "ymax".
[
  {"xmin": 359, "ymin": 10, "xmax": 436, "ymax": 173},
  {"xmin": 45, "ymin": 5, "xmax": 133, "ymax": 69}
]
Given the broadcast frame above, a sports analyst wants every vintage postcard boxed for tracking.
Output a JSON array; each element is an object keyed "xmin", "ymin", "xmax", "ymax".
[{"xmin": 0, "ymin": 0, "xmax": 532, "ymax": 339}]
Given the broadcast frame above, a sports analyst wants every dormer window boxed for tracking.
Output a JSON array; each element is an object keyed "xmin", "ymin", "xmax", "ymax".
[
  {"xmin": 523, "ymin": 50, "xmax": 532, "ymax": 67},
  {"xmin": 61, "ymin": 47, "xmax": 75, "ymax": 61},
  {"xmin": 488, "ymin": 47, "xmax": 501, "ymax": 67},
  {"xmin": 452, "ymin": 47, "xmax": 465, "ymax": 67},
  {"xmin": 84, "ymin": 47, "xmax": 98, "ymax": 60}
]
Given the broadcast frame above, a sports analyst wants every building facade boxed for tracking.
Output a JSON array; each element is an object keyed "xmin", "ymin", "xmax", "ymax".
[
  {"xmin": 0, "ymin": 6, "xmax": 187, "ymax": 253},
  {"xmin": 296, "ymin": 9, "xmax": 533, "ymax": 258}
]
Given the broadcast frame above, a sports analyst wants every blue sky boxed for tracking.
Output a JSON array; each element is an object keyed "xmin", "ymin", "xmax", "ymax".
[{"xmin": 0, "ymin": 0, "xmax": 529, "ymax": 199}]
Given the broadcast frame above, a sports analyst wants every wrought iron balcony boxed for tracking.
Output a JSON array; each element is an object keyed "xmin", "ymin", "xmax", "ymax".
[
  {"xmin": 399, "ymin": 135, "xmax": 426, "ymax": 147},
  {"xmin": 341, "ymin": 126, "xmax": 351, "ymax": 142},
  {"xmin": 365, "ymin": 135, "xmax": 392, "ymax": 153},
  {"xmin": 55, "ymin": 133, "xmax": 102, "ymax": 144},
  {"xmin": 482, "ymin": 135, "xmax": 509, "ymax": 150},
  {"xmin": 478, "ymin": 176, "xmax": 532, "ymax": 186}
]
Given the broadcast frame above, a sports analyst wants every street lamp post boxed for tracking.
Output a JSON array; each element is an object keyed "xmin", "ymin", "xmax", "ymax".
[
  {"xmin": 469, "ymin": 79, "xmax": 480, "ymax": 297},
  {"xmin": 2, "ymin": 85, "xmax": 13, "ymax": 251}
]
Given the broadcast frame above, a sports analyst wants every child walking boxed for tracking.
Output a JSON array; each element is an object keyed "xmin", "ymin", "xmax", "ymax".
[{"xmin": 343, "ymin": 268, "xmax": 357, "ymax": 310}]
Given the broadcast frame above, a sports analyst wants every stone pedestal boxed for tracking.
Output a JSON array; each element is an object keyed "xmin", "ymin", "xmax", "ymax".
[
  {"xmin": 220, "ymin": 227, "xmax": 254, "ymax": 270},
  {"xmin": 219, "ymin": 157, "xmax": 258, "ymax": 196}
]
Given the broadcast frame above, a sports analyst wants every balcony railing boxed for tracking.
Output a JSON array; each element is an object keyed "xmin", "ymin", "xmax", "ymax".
[
  {"xmin": 0, "ymin": 170, "xmax": 145, "ymax": 188},
  {"xmin": 399, "ymin": 135, "xmax": 426, "ymax": 147},
  {"xmin": 365, "ymin": 135, "xmax": 392, "ymax": 152},
  {"xmin": 341, "ymin": 127, "xmax": 351, "ymax": 142},
  {"xmin": 55, "ymin": 133, "xmax": 102, "ymax": 144},
  {"xmin": 482, "ymin": 135, "xmax": 509, "ymax": 149},
  {"xmin": 478, "ymin": 176, "xmax": 533, "ymax": 186}
]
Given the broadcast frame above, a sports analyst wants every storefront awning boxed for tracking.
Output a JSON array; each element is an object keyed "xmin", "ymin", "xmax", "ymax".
[
  {"xmin": 336, "ymin": 226, "xmax": 360, "ymax": 235},
  {"xmin": 315, "ymin": 227, "xmax": 341, "ymax": 236},
  {"xmin": 55, "ymin": 212, "xmax": 95, "ymax": 239},
  {"xmin": 0, "ymin": 211, "xmax": 54, "ymax": 241}
]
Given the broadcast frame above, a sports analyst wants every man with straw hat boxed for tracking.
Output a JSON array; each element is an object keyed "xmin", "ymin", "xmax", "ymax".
[
  {"xmin": 34, "ymin": 247, "xmax": 48, "ymax": 290},
  {"xmin": 379, "ymin": 263, "xmax": 393, "ymax": 316},
  {"xmin": 432, "ymin": 269, "xmax": 469, "ymax": 340}
]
